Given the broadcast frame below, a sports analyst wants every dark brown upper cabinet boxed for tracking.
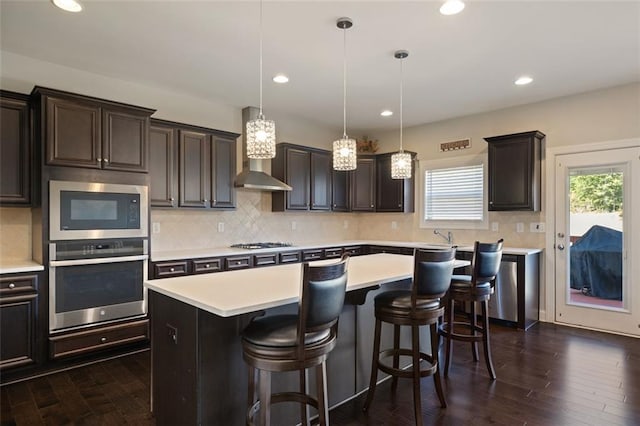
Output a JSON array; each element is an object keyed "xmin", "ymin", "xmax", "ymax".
[
  {"xmin": 149, "ymin": 120, "xmax": 178, "ymax": 207},
  {"xmin": 272, "ymin": 143, "xmax": 331, "ymax": 211},
  {"xmin": 485, "ymin": 130, "xmax": 544, "ymax": 211},
  {"xmin": 375, "ymin": 152, "xmax": 416, "ymax": 213},
  {"xmin": 331, "ymin": 170, "xmax": 350, "ymax": 212},
  {"xmin": 351, "ymin": 156, "xmax": 376, "ymax": 212},
  {"xmin": 170, "ymin": 123, "xmax": 238, "ymax": 209},
  {"xmin": 210, "ymin": 135, "xmax": 237, "ymax": 208},
  {"xmin": 31, "ymin": 87, "xmax": 154, "ymax": 173},
  {"xmin": 0, "ymin": 91, "xmax": 32, "ymax": 206}
]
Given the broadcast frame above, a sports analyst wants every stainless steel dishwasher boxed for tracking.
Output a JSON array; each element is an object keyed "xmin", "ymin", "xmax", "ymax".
[
  {"xmin": 488, "ymin": 255, "xmax": 518, "ymax": 322},
  {"xmin": 462, "ymin": 254, "xmax": 518, "ymax": 323}
]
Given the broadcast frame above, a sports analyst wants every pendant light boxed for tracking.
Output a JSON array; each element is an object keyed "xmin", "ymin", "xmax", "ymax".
[
  {"xmin": 246, "ymin": 0, "xmax": 276, "ymax": 159},
  {"xmin": 332, "ymin": 17, "xmax": 357, "ymax": 171},
  {"xmin": 391, "ymin": 50, "xmax": 412, "ymax": 179}
]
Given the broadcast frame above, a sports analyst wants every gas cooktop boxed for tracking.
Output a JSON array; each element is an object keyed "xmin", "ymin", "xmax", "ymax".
[{"xmin": 230, "ymin": 242, "xmax": 293, "ymax": 250}]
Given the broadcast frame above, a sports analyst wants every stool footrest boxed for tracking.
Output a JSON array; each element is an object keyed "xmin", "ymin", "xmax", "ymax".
[
  {"xmin": 439, "ymin": 321, "xmax": 485, "ymax": 342},
  {"xmin": 377, "ymin": 348, "xmax": 437, "ymax": 378}
]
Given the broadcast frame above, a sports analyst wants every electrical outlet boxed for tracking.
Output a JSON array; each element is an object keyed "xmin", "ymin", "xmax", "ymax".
[
  {"xmin": 217, "ymin": 222, "xmax": 224, "ymax": 233},
  {"xmin": 516, "ymin": 222, "xmax": 524, "ymax": 233},
  {"xmin": 530, "ymin": 222, "xmax": 545, "ymax": 233},
  {"xmin": 291, "ymin": 221, "xmax": 297, "ymax": 231},
  {"xmin": 152, "ymin": 222, "xmax": 161, "ymax": 234},
  {"xmin": 491, "ymin": 222, "xmax": 499, "ymax": 232},
  {"xmin": 391, "ymin": 221, "xmax": 398, "ymax": 230}
]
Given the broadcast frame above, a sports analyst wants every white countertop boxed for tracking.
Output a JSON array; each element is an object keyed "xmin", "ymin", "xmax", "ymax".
[
  {"xmin": 145, "ymin": 253, "xmax": 469, "ymax": 318},
  {"xmin": 152, "ymin": 240, "xmax": 541, "ymax": 261},
  {"xmin": 0, "ymin": 259, "xmax": 45, "ymax": 274}
]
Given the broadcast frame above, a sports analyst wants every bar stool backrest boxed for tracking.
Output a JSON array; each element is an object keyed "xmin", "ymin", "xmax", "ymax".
[
  {"xmin": 472, "ymin": 239, "xmax": 504, "ymax": 287},
  {"xmin": 413, "ymin": 248, "xmax": 457, "ymax": 300},
  {"xmin": 298, "ymin": 254, "xmax": 349, "ymax": 343}
]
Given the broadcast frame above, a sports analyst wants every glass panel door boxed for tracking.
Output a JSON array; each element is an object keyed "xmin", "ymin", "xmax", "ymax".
[{"xmin": 555, "ymin": 147, "xmax": 640, "ymax": 335}]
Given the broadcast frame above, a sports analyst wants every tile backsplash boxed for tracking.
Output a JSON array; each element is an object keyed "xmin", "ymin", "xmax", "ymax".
[
  {"xmin": 0, "ymin": 208, "xmax": 32, "ymax": 260},
  {"xmin": 150, "ymin": 191, "xmax": 544, "ymax": 253},
  {"xmin": 151, "ymin": 191, "xmax": 359, "ymax": 252}
]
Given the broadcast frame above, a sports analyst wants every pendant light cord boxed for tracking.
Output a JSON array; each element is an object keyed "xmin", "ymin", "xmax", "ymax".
[
  {"xmin": 342, "ymin": 25, "xmax": 347, "ymax": 138},
  {"xmin": 399, "ymin": 55, "xmax": 404, "ymax": 152},
  {"xmin": 259, "ymin": 0, "xmax": 264, "ymax": 116}
]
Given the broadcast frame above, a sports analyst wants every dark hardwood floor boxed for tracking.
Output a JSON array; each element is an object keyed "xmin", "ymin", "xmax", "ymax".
[{"xmin": 2, "ymin": 322, "xmax": 639, "ymax": 425}]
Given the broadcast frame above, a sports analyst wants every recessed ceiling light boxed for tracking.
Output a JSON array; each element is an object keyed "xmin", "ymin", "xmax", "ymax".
[
  {"xmin": 51, "ymin": 0, "xmax": 82, "ymax": 12},
  {"xmin": 273, "ymin": 74, "xmax": 289, "ymax": 84},
  {"xmin": 380, "ymin": 110, "xmax": 393, "ymax": 117},
  {"xmin": 440, "ymin": 0, "xmax": 465, "ymax": 16},
  {"xmin": 515, "ymin": 76, "xmax": 533, "ymax": 86}
]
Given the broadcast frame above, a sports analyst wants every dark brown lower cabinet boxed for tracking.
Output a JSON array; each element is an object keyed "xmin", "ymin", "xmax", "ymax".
[
  {"xmin": 150, "ymin": 290, "xmax": 359, "ymax": 426},
  {"xmin": 0, "ymin": 274, "xmax": 39, "ymax": 371}
]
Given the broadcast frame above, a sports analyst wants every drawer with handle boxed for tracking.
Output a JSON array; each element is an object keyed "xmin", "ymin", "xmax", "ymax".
[
  {"xmin": 302, "ymin": 250, "xmax": 323, "ymax": 261},
  {"xmin": 324, "ymin": 247, "xmax": 343, "ymax": 259},
  {"xmin": 154, "ymin": 261, "xmax": 188, "ymax": 278},
  {"xmin": 192, "ymin": 258, "xmax": 223, "ymax": 274},
  {"xmin": 253, "ymin": 253, "xmax": 278, "ymax": 267},
  {"xmin": 0, "ymin": 275, "xmax": 37, "ymax": 295},
  {"xmin": 49, "ymin": 319, "xmax": 149, "ymax": 359},
  {"xmin": 279, "ymin": 251, "xmax": 301, "ymax": 264},
  {"xmin": 225, "ymin": 256, "xmax": 252, "ymax": 270}
]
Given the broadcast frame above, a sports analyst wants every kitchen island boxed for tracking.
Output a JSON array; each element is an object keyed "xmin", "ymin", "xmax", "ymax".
[{"xmin": 145, "ymin": 253, "xmax": 468, "ymax": 425}]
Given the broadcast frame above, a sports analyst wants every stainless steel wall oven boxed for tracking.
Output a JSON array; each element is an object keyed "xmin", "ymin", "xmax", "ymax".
[{"xmin": 49, "ymin": 238, "xmax": 148, "ymax": 332}]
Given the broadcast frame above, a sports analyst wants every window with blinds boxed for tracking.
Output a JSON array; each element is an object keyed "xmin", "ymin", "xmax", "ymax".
[{"xmin": 424, "ymin": 164, "xmax": 484, "ymax": 221}]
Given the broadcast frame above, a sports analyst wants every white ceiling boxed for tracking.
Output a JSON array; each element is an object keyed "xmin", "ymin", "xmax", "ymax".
[{"xmin": 1, "ymin": 0, "xmax": 639, "ymax": 135}]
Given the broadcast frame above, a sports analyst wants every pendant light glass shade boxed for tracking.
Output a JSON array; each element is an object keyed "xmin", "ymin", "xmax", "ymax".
[
  {"xmin": 247, "ymin": 0, "xmax": 276, "ymax": 159},
  {"xmin": 333, "ymin": 136, "xmax": 357, "ymax": 171},
  {"xmin": 391, "ymin": 50, "xmax": 412, "ymax": 179},
  {"xmin": 333, "ymin": 17, "xmax": 357, "ymax": 171},
  {"xmin": 246, "ymin": 113, "xmax": 276, "ymax": 159},
  {"xmin": 391, "ymin": 151, "xmax": 412, "ymax": 179}
]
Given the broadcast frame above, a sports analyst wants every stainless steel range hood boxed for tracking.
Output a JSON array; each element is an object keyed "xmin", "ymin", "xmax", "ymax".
[{"xmin": 235, "ymin": 107, "xmax": 292, "ymax": 191}]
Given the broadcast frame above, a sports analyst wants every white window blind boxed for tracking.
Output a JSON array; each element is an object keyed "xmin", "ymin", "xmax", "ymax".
[{"xmin": 424, "ymin": 164, "xmax": 484, "ymax": 221}]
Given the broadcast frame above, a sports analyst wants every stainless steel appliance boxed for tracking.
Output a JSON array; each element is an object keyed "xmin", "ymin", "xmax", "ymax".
[
  {"xmin": 463, "ymin": 255, "xmax": 518, "ymax": 323},
  {"xmin": 49, "ymin": 180, "xmax": 148, "ymax": 241},
  {"xmin": 49, "ymin": 238, "xmax": 148, "ymax": 332},
  {"xmin": 230, "ymin": 242, "xmax": 293, "ymax": 249}
]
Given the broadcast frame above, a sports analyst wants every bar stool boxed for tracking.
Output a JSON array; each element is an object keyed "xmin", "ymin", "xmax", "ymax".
[
  {"xmin": 363, "ymin": 248, "xmax": 456, "ymax": 426},
  {"xmin": 439, "ymin": 239, "xmax": 503, "ymax": 380},
  {"xmin": 241, "ymin": 255, "xmax": 349, "ymax": 426}
]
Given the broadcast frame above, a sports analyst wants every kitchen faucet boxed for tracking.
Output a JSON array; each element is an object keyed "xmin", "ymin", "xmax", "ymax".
[{"xmin": 434, "ymin": 229, "xmax": 453, "ymax": 245}]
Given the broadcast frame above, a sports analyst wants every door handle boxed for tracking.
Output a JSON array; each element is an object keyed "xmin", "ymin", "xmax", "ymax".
[{"xmin": 557, "ymin": 244, "xmax": 565, "ymax": 250}]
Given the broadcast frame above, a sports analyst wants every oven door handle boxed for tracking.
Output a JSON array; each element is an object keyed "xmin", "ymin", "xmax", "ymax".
[{"xmin": 50, "ymin": 254, "xmax": 149, "ymax": 267}]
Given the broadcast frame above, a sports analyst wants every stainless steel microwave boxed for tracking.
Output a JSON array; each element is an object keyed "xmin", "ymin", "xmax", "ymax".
[{"xmin": 49, "ymin": 180, "xmax": 148, "ymax": 241}]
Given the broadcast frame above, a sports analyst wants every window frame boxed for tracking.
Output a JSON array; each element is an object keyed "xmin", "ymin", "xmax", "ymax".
[{"xmin": 419, "ymin": 154, "xmax": 489, "ymax": 230}]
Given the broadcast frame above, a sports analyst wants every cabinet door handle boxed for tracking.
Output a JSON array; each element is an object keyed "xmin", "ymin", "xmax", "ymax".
[
  {"xmin": 169, "ymin": 267, "xmax": 175, "ymax": 272},
  {"xmin": 104, "ymin": 158, "xmax": 109, "ymax": 163},
  {"xmin": 170, "ymin": 197, "xmax": 175, "ymax": 202},
  {"xmin": 8, "ymin": 283, "xmax": 15, "ymax": 289},
  {"xmin": 97, "ymin": 158, "xmax": 102, "ymax": 162},
  {"xmin": 370, "ymin": 204, "xmax": 374, "ymax": 208},
  {"xmin": 100, "ymin": 337, "xmax": 107, "ymax": 343},
  {"xmin": 213, "ymin": 199, "xmax": 217, "ymax": 203}
]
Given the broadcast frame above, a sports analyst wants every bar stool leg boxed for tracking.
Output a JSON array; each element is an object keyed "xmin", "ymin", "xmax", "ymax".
[
  {"xmin": 481, "ymin": 300, "xmax": 497, "ymax": 380},
  {"xmin": 444, "ymin": 297, "xmax": 454, "ymax": 377},
  {"xmin": 299, "ymin": 369, "xmax": 309, "ymax": 425},
  {"xmin": 316, "ymin": 362, "xmax": 329, "ymax": 426},
  {"xmin": 411, "ymin": 325, "xmax": 423, "ymax": 426},
  {"xmin": 258, "ymin": 369, "xmax": 271, "ymax": 426},
  {"xmin": 363, "ymin": 318, "xmax": 382, "ymax": 411},
  {"xmin": 391, "ymin": 324, "xmax": 400, "ymax": 392},
  {"xmin": 470, "ymin": 301, "xmax": 479, "ymax": 362},
  {"xmin": 430, "ymin": 322, "xmax": 446, "ymax": 408}
]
